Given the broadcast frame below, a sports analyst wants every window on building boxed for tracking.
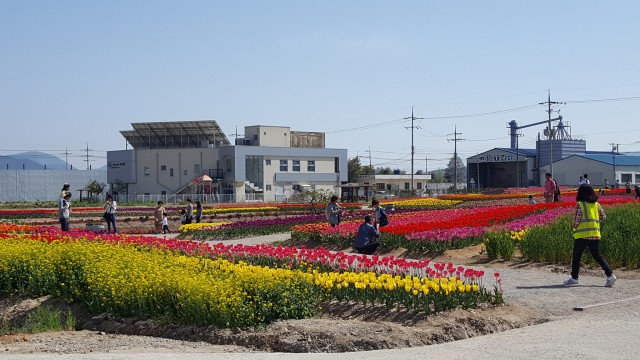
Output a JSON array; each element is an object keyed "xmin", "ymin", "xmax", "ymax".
[
  {"xmin": 144, "ymin": 167, "xmax": 150, "ymax": 176},
  {"xmin": 183, "ymin": 169, "xmax": 188, "ymax": 176},
  {"xmin": 225, "ymin": 156, "xmax": 232, "ymax": 172},
  {"xmin": 621, "ymin": 173, "xmax": 632, "ymax": 183},
  {"xmin": 377, "ymin": 183, "xmax": 385, "ymax": 191},
  {"xmin": 417, "ymin": 182, "xmax": 423, "ymax": 189},
  {"xmin": 293, "ymin": 184, "xmax": 302, "ymax": 191},
  {"xmin": 636, "ymin": 174, "xmax": 640, "ymax": 183},
  {"xmin": 161, "ymin": 191, "xmax": 166, "ymax": 195},
  {"xmin": 404, "ymin": 182, "xmax": 410, "ymax": 190},
  {"xmin": 266, "ymin": 184, "xmax": 272, "ymax": 191},
  {"xmin": 265, "ymin": 159, "xmax": 271, "ymax": 165},
  {"xmin": 292, "ymin": 160, "xmax": 300, "ymax": 172},
  {"xmin": 280, "ymin": 160, "xmax": 288, "ymax": 171},
  {"xmin": 170, "ymin": 168, "xmax": 174, "ymax": 176},
  {"xmin": 307, "ymin": 160, "xmax": 315, "ymax": 172},
  {"xmin": 161, "ymin": 165, "xmax": 166, "ymax": 171}
]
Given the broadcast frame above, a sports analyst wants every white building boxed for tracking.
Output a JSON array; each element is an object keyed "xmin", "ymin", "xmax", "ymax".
[{"xmin": 107, "ymin": 121, "xmax": 347, "ymax": 203}]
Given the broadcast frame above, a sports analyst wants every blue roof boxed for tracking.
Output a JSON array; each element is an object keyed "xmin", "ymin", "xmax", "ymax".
[{"xmin": 573, "ymin": 153, "xmax": 640, "ymax": 166}]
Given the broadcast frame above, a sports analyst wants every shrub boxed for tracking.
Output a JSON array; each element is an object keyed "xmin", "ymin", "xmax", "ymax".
[{"xmin": 484, "ymin": 230, "xmax": 515, "ymax": 261}]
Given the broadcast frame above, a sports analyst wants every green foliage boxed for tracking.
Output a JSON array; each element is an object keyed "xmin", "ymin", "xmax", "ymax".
[
  {"xmin": 444, "ymin": 155, "xmax": 466, "ymax": 183},
  {"xmin": 289, "ymin": 189, "xmax": 332, "ymax": 214},
  {"xmin": 520, "ymin": 203, "xmax": 640, "ymax": 269},
  {"xmin": 484, "ymin": 230, "xmax": 515, "ymax": 261},
  {"xmin": 0, "ymin": 306, "xmax": 77, "ymax": 335},
  {"xmin": 85, "ymin": 179, "xmax": 106, "ymax": 199},
  {"xmin": 519, "ymin": 215, "xmax": 573, "ymax": 263},
  {"xmin": 598, "ymin": 203, "xmax": 640, "ymax": 268}
]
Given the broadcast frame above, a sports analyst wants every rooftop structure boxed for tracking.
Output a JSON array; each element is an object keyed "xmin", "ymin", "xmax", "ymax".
[{"xmin": 120, "ymin": 120, "xmax": 230, "ymax": 149}]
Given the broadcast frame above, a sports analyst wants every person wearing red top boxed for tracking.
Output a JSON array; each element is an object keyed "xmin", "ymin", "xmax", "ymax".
[{"xmin": 543, "ymin": 172, "xmax": 556, "ymax": 203}]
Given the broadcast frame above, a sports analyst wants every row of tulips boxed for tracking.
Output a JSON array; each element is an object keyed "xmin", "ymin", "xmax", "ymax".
[
  {"xmin": 292, "ymin": 198, "xmax": 638, "ymax": 252},
  {"xmin": 378, "ymin": 197, "xmax": 462, "ymax": 209},
  {"xmin": 0, "ymin": 226, "xmax": 503, "ymax": 326}
]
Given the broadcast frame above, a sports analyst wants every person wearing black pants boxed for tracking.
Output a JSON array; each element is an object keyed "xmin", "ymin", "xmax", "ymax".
[
  {"xmin": 564, "ymin": 185, "xmax": 616, "ymax": 287},
  {"xmin": 352, "ymin": 215, "xmax": 380, "ymax": 255}
]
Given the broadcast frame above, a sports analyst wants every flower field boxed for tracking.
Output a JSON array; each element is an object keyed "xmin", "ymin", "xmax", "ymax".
[
  {"xmin": 0, "ymin": 224, "xmax": 503, "ymax": 327},
  {"xmin": 3, "ymin": 191, "xmax": 640, "ymax": 331}
]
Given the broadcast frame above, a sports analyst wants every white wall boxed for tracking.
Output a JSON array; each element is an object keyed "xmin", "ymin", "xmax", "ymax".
[
  {"xmin": 0, "ymin": 170, "xmax": 107, "ymax": 202},
  {"xmin": 129, "ymin": 148, "xmax": 219, "ymax": 194}
]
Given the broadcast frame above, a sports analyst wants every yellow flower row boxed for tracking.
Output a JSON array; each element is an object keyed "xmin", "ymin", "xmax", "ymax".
[
  {"xmin": 380, "ymin": 198, "xmax": 462, "ymax": 208},
  {"xmin": 202, "ymin": 206, "xmax": 279, "ymax": 214},
  {"xmin": 0, "ymin": 236, "xmax": 316, "ymax": 327},
  {"xmin": 179, "ymin": 221, "xmax": 231, "ymax": 234},
  {"xmin": 312, "ymin": 270, "xmax": 479, "ymax": 296},
  {"xmin": 510, "ymin": 229, "xmax": 528, "ymax": 241}
]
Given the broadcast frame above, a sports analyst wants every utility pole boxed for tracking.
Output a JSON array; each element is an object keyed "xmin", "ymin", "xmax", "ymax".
[
  {"xmin": 364, "ymin": 147, "xmax": 373, "ymax": 169},
  {"xmin": 403, "ymin": 107, "xmax": 423, "ymax": 193},
  {"xmin": 539, "ymin": 91, "xmax": 565, "ymax": 177},
  {"xmin": 609, "ymin": 143, "xmax": 619, "ymax": 154},
  {"xmin": 63, "ymin": 147, "xmax": 70, "ymax": 170},
  {"xmin": 447, "ymin": 126, "xmax": 465, "ymax": 193},
  {"xmin": 85, "ymin": 143, "xmax": 90, "ymax": 170}
]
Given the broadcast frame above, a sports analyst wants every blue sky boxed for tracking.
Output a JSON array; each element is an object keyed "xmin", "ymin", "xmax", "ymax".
[{"xmin": 2, "ymin": 1, "xmax": 640, "ymax": 171}]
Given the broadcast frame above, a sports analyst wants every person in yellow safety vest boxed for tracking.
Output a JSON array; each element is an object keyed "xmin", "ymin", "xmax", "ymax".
[{"xmin": 564, "ymin": 184, "xmax": 616, "ymax": 287}]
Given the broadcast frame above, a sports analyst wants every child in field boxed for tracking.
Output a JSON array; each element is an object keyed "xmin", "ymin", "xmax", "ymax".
[
  {"xmin": 527, "ymin": 194, "xmax": 536, "ymax": 204},
  {"xmin": 180, "ymin": 209, "xmax": 187, "ymax": 225},
  {"xmin": 162, "ymin": 213, "xmax": 171, "ymax": 234},
  {"xmin": 564, "ymin": 184, "xmax": 616, "ymax": 287}
]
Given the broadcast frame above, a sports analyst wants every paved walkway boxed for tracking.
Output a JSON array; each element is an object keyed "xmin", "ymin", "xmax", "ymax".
[{"xmin": 6, "ymin": 233, "xmax": 640, "ymax": 360}]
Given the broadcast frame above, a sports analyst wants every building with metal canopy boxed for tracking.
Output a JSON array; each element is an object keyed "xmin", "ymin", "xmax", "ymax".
[
  {"xmin": 107, "ymin": 121, "xmax": 347, "ymax": 203},
  {"xmin": 120, "ymin": 120, "xmax": 230, "ymax": 149}
]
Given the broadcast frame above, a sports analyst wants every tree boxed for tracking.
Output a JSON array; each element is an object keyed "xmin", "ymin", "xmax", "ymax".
[
  {"xmin": 289, "ymin": 189, "xmax": 331, "ymax": 214},
  {"xmin": 85, "ymin": 179, "xmax": 106, "ymax": 200},
  {"xmin": 430, "ymin": 169, "xmax": 446, "ymax": 183},
  {"xmin": 376, "ymin": 166, "xmax": 392, "ymax": 174},
  {"xmin": 348, "ymin": 157, "xmax": 362, "ymax": 183},
  {"xmin": 112, "ymin": 180, "xmax": 127, "ymax": 195},
  {"xmin": 444, "ymin": 155, "xmax": 466, "ymax": 183}
]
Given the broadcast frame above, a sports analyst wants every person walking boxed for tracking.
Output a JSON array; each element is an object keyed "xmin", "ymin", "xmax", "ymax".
[
  {"xmin": 161, "ymin": 212, "xmax": 171, "ymax": 234},
  {"xmin": 185, "ymin": 199, "xmax": 194, "ymax": 224},
  {"xmin": 625, "ymin": 181, "xmax": 632, "ymax": 194},
  {"xmin": 352, "ymin": 215, "xmax": 380, "ymax": 255},
  {"xmin": 564, "ymin": 184, "xmax": 616, "ymax": 287},
  {"xmin": 325, "ymin": 195, "xmax": 342, "ymax": 228},
  {"xmin": 59, "ymin": 192, "xmax": 71, "ymax": 231},
  {"xmin": 195, "ymin": 201, "xmax": 203, "ymax": 223},
  {"xmin": 543, "ymin": 173, "xmax": 556, "ymax": 203},
  {"xmin": 615, "ymin": 179, "xmax": 620, "ymax": 189},
  {"xmin": 103, "ymin": 194, "xmax": 118, "ymax": 234},
  {"xmin": 635, "ymin": 185, "xmax": 640, "ymax": 200},
  {"xmin": 154, "ymin": 201, "xmax": 166, "ymax": 233}
]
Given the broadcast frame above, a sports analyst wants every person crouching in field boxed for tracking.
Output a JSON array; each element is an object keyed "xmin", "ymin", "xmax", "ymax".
[
  {"xmin": 352, "ymin": 215, "xmax": 380, "ymax": 255},
  {"xmin": 564, "ymin": 184, "xmax": 616, "ymax": 287}
]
